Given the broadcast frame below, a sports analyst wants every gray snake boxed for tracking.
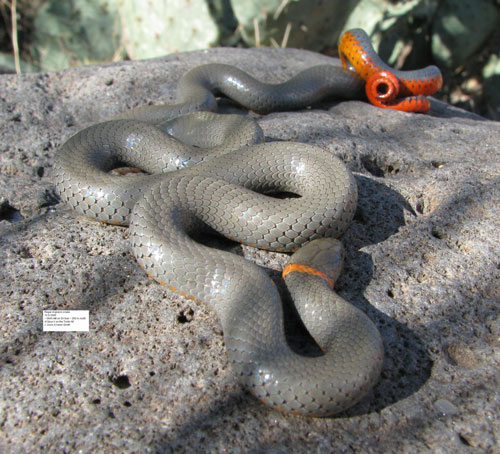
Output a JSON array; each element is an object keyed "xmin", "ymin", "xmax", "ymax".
[{"xmin": 53, "ymin": 62, "xmax": 384, "ymax": 416}]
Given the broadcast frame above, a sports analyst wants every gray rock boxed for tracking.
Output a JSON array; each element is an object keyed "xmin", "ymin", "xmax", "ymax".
[{"xmin": 0, "ymin": 47, "xmax": 499, "ymax": 453}]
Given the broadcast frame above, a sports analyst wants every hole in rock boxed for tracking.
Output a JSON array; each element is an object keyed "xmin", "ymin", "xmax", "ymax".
[
  {"xmin": 415, "ymin": 200, "xmax": 424, "ymax": 214},
  {"xmin": 431, "ymin": 226, "xmax": 444, "ymax": 239},
  {"xmin": 360, "ymin": 155, "xmax": 385, "ymax": 177},
  {"xmin": 386, "ymin": 164, "xmax": 400, "ymax": 174},
  {"xmin": 109, "ymin": 374, "xmax": 131, "ymax": 389},
  {"xmin": 458, "ymin": 434, "xmax": 471, "ymax": 446},
  {"xmin": 177, "ymin": 308, "xmax": 194, "ymax": 324},
  {"xmin": 0, "ymin": 201, "xmax": 22, "ymax": 222}
]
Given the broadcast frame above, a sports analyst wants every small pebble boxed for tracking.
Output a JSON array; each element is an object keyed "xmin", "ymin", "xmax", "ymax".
[{"xmin": 434, "ymin": 398, "xmax": 459, "ymax": 416}]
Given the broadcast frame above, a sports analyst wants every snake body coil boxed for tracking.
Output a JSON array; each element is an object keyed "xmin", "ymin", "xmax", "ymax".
[
  {"xmin": 119, "ymin": 63, "xmax": 365, "ymax": 123},
  {"xmin": 54, "ymin": 55, "xmax": 385, "ymax": 416}
]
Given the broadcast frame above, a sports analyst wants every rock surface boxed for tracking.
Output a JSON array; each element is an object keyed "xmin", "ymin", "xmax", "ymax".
[{"xmin": 0, "ymin": 47, "xmax": 499, "ymax": 453}]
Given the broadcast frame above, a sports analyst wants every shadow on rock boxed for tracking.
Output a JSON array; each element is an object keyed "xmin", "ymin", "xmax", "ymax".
[
  {"xmin": 338, "ymin": 250, "xmax": 431, "ymax": 417},
  {"xmin": 351, "ymin": 174, "xmax": 415, "ymax": 248}
]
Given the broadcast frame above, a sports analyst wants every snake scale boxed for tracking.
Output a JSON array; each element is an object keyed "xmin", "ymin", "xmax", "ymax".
[{"xmin": 54, "ymin": 29, "xmax": 441, "ymax": 416}]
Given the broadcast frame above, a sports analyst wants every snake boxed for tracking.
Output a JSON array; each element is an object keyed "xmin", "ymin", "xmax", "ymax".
[
  {"xmin": 339, "ymin": 28, "xmax": 443, "ymax": 112},
  {"xmin": 51, "ymin": 28, "xmax": 438, "ymax": 416}
]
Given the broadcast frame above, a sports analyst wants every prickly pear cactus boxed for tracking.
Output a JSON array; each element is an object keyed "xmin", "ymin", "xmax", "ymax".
[
  {"xmin": 231, "ymin": 0, "xmax": 358, "ymax": 50},
  {"xmin": 117, "ymin": 0, "xmax": 219, "ymax": 59},
  {"xmin": 431, "ymin": 0, "xmax": 499, "ymax": 68},
  {"xmin": 32, "ymin": 0, "xmax": 122, "ymax": 71}
]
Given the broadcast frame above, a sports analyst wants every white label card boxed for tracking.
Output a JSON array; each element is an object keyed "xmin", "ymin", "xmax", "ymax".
[{"xmin": 43, "ymin": 310, "xmax": 89, "ymax": 332}]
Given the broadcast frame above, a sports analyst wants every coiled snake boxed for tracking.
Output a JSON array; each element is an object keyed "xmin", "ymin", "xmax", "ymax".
[{"xmin": 54, "ymin": 29, "xmax": 441, "ymax": 416}]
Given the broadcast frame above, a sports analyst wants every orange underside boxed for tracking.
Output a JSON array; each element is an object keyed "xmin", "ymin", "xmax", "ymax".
[{"xmin": 339, "ymin": 30, "xmax": 442, "ymax": 113}]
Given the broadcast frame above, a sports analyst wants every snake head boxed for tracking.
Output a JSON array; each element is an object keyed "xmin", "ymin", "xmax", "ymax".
[{"xmin": 283, "ymin": 238, "xmax": 345, "ymax": 288}]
